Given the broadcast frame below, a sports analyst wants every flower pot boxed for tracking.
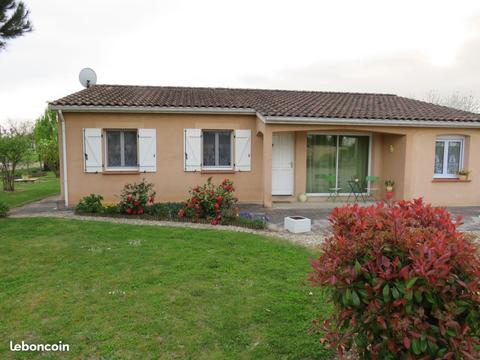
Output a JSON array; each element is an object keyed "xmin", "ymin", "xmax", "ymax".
[
  {"xmin": 386, "ymin": 186, "xmax": 393, "ymax": 192},
  {"xmin": 459, "ymin": 175, "xmax": 468, "ymax": 181},
  {"xmin": 298, "ymin": 193, "xmax": 308, "ymax": 203}
]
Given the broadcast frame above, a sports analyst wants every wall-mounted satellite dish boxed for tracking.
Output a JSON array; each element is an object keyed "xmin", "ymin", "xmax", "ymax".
[{"xmin": 79, "ymin": 68, "xmax": 97, "ymax": 88}]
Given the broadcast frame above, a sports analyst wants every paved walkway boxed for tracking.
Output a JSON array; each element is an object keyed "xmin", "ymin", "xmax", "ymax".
[
  {"xmin": 238, "ymin": 203, "xmax": 480, "ymax": 232},
  {"xmin": 9, "ymin": 196, "xmax": 325, "ymax": 248},
  {"xmin": 8, "ymin": 197, "xmax": 480, "ymax": 248}
]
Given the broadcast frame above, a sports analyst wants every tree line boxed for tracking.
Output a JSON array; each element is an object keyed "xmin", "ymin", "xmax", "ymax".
[{"xmin": 0, "ymin": 109, "xmax": 59, "ymax": 192}]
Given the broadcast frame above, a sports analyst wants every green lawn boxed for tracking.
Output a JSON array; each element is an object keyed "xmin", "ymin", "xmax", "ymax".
[
  {"xmin": 0, "ymin": 172, "xmax": 60, "ymax": 208},
  {"xmin": 0, "ymin": 218, "xmax": 333, "ymax": 359}
]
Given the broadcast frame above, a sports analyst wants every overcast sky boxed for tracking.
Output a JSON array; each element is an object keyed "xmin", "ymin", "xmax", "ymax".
[{"xmin": 1, "ymin": 0, "xmax": 480, "ymax": 125}]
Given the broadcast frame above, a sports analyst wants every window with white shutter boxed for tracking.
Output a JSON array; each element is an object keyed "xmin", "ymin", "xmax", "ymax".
[
  {"xmin": 234, "ymin": 129, "xmax": 251, "ymax": 171},
  {"xmin": 138, "ymin": 129, "xmax": 156, "ymax": 172},
  {"xmin": 105, "ymin": 129, "xmax": 138, "ymax": 170},
  {"xmin": 83, "ymin": 128, "xmax": 103, "ymax": 173},
  {"xmin": 184, "ymin": 128, "xmax": 201, "ymax": 171},
  {"xmin": 202, "ymin": 130, "xmax": 233, "ymax": 170}
]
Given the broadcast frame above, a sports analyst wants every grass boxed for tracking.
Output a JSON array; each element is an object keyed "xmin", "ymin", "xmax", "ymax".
[
  {"xmin": 0, "ymin": 218, "xmax": 333, "ymax": 359},
  {"xmin": 0, "ymin": 172, "xmax": 60, "ymax": 208}
]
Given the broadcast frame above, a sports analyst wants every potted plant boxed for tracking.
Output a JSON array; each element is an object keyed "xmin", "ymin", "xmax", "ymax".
[
  {"xmin": 458, "ymin": 169, "xmax": 470, "ymax": 181},
  {"xmin": 385, "ymin": 180, "xmax": 395, "ymax": 192}
]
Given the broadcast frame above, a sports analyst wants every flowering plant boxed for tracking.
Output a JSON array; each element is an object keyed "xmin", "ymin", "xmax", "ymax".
[
  {"xmin": 119, "ymin": 179, "xmax": 156, "ymax": 215},
  {"xmin": 310, "ymin": 198, "xmax": 480, "ymax": 359},
  {"xmin": 177, "ymin": 177, "xmax": 238, "ymax": 225}
]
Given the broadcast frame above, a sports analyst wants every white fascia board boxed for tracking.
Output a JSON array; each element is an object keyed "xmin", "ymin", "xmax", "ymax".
[
  {"xmin": 48, "ymin": 104, "xmax": 256, "ymax": 115},
  {"xmin": 262, "ymin": 115, "xmax": 480, "ymax": 128}
]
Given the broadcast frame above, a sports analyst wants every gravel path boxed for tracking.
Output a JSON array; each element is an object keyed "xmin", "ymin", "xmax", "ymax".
[{"xmin": 10, "ymin": 210, "xmax": 329, "ymax": 249}]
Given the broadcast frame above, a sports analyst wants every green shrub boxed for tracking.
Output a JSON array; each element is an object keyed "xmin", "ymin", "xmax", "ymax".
[
  {"xmin": 75, "ymin": 194, "xmax": 104, "ymax": 213},
  {"xmin": 119, "ymin": 179, "xmax": 156, "ymax": 215},
  {"xmin": 0, "ymin": 201, "xmax": 9, "ymax": 217},
  {"xmin": 144, "ymin": 202, "xmax": 183, "ymax": 220}
]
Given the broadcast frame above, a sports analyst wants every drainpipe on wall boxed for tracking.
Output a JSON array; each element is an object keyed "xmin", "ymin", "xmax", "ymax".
[{"xmin": 58, "ymin": 110, "xmax": 69, "ymax": 207}]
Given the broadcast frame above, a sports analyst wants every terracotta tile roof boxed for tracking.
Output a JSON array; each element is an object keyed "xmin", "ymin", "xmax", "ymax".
[{"xmin": 50, "ymin": 84, "xmax": 480, "ymax": 122}]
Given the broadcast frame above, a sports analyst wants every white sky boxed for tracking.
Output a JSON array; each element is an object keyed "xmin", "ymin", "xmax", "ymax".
[{"xmin": 1, "ymin": 0, "xmax": 480, "ymax": 124}]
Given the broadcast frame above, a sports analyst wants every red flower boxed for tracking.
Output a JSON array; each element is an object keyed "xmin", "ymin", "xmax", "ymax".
[
  {"xmin": 126, "ymin": 208, "xmax": 132, "ymax": 214},
  {"xmin": 214, "ymin": 203, "xmax": 220, "ymax": 210},
  {"xmin": 386, "ymin": 191, "xmax": 394, "ymax": 200},
  {"xmin": 127, "ymin": 195, "xmax": 133, "ymax": 201},
  {"xmin": 134, "ymin": 201, "xmax": 140, "ymax": 206},
  {"xmin": 216, "ymin": 195, "xmax": 223, "ymax": 202},
  {"xmin": 149, "ymin": 196, "xmax": 154, "ymax": 204},
  {"xmin": 137, "ymin": 208, "xmax": 144, "ymax": 215},
  {"xmin": 211, "ymin": 219, "xmax": 218, "ymax": 225},
  {"xmin": 178, "ymin": 209, "xmax": 185, "ymax": 217}
]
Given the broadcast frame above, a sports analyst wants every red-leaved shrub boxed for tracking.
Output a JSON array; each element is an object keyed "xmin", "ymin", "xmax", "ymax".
[
  {"xmin": 177, "ymin": 177, "xmax": 238, "ymax": 224},
  {"xmin": 119, "ymin": 179, "xmax": 155, "ymax": 215},
  {"xmin": 310, "ymin": 198, "xmax": 480, "ymax": 359}
]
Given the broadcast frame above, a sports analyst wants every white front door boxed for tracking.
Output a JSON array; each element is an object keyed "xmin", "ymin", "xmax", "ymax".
[{"xmin": 272, "ymin": 132, "xmax": 294, "ymax": 195}]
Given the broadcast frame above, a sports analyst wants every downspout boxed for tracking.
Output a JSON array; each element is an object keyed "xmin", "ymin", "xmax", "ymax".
[{"xmin": 58, "ymin": 110, "xmax": 69, "ymax": 207}]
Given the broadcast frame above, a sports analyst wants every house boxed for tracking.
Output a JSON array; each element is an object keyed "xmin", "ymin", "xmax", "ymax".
[{"xmin": 49, "ymin": 85, "xmax": 480, "ymax": 207}]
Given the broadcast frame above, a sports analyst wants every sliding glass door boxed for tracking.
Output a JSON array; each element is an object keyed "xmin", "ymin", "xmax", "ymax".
[{"xmin": 306, "ymin": 134, "xmax": 370, "ymax": 194}]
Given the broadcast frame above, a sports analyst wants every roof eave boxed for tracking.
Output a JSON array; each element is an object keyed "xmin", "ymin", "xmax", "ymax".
[
  {"xmin": 263, "ymin": 115, "xmax": 480, "ymax": 128},
  {"xmin": 48, "ymin": 104, "xmax": 480, "ymax": 128},
  {"xmin": 48, "ymin": 104, "xmax": 257, "ymax": 115}
]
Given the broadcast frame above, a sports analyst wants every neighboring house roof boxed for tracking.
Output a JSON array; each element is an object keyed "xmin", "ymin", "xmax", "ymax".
[{"xmin": 50, "ymin": 84, "xmax": 480, "ymax": 123}]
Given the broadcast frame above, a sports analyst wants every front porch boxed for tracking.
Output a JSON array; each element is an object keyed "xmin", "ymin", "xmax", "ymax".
[{"xmin": 257, "ymin": 121, "xmax": 408, "ymax": 207}]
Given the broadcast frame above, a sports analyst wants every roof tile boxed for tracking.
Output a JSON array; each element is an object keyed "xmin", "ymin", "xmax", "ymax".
[{"xmin": 50, "ymin": 85, "xmax": 480, "ymax": 122}]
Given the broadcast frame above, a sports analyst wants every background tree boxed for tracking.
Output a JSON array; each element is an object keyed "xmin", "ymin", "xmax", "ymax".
[
  {"xmin": 0, "ymin": 122, "xmax": 32, "ymax": 191},
  {"xmin": 0, "ymin": 0, "xmax": 32, "ymax": 50},
  {"xmin": 33, "ymin": 109, "xmax": 59, "ymax": 177},
  {"xmin": 425, "ymin": 91, "xmax": 480, "ymax": 113}
]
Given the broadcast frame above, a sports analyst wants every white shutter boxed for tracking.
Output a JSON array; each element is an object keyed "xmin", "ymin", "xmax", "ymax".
[
  {"xmin": 234, "ymin": 129, "xmax": 251, "ymax": 171},
  {"xmin": 184, "ymin": 128, "xmax": 201, "ymax": 172},
  {"xmin": 83, "ymin": 128, "xmax": 102, "ymax": 173},
  {"xmin": 138, "ymin": 128, "xmax": 157, "ymax": 172}
]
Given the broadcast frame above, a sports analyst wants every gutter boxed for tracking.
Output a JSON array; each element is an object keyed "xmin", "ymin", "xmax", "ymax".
[
  {"xmin": 262, "ymin": 115, "xmax": 480, "ymax": 128},
  {"xmin": 49, "ymin": 104, "xmax": 256, "ymax": 115},
  {"xmin": 48, "ymin": 104, "xmax": 480, "ymax": 128},
  {"xmin": 58, "ymin": 110, "xmax": 69, "ymax": 207}
]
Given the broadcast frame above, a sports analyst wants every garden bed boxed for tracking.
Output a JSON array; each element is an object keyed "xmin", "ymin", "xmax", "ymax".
[
  {"xmin": 76, "ymin": 178, "xmax": 268, "ymax": 230},
  {"xmin": 75, "ymin": 208, "xmax": 268, "ymax": 230}
]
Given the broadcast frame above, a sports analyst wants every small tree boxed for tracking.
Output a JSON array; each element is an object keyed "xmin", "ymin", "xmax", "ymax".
[
  {"xmin": 0, "ymin": 123, "xmax": 32, "ymax": 191},
  {"xmin": 0, "ymin": 0, "xmax": 32, "ymax": 50},
  {"xmin": 34, "ymin": 109, "xmax": 59, "ymax": 177}
]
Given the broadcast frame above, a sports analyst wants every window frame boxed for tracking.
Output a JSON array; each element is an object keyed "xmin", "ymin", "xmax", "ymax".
[
  {"xmin": 104, "ymin": 129, "xmax": 139, "ymax": 171},
  {"xmin": 201, "ymin": 130, "xmax": 234, "ymax": 170},
  {"xmin": 433, "ymin": 136, "xmax": 464, "ymax": 179}
]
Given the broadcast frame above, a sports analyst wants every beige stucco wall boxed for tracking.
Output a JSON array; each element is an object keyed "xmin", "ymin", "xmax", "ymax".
[
  {"xmin": 61, "ymin": 112, "xmax": 263, "ymax": 205},
  {"xmin": 60, "ymin": 112, "xmax": 480, "ymax": 207},
  {"xmin": 407, "ymin": 129, "xmax": 480, "ymax": 206}
]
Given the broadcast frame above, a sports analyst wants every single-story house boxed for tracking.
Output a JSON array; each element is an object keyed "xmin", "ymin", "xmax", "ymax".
[{"xmin": 49, "ymin": 85, "xmax": 480, "ymax": 207}]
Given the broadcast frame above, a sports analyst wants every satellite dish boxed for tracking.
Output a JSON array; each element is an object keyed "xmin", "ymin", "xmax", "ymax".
[{"xmin": 79, "ymin": 68, "xmax": 97, "ymax": 88}]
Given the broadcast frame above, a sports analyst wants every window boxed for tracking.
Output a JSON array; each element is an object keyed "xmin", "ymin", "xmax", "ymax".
[
  {"xmin": 434, "ymin": 136, "xmax": 464, "ymax": 178},
  {"xmin": 202, "ymin": 130, "xmax": 232, "ymax": 169},
  {"xmin": 106, "ymin": 130, "xmax": 138, "ymax": 169}
]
